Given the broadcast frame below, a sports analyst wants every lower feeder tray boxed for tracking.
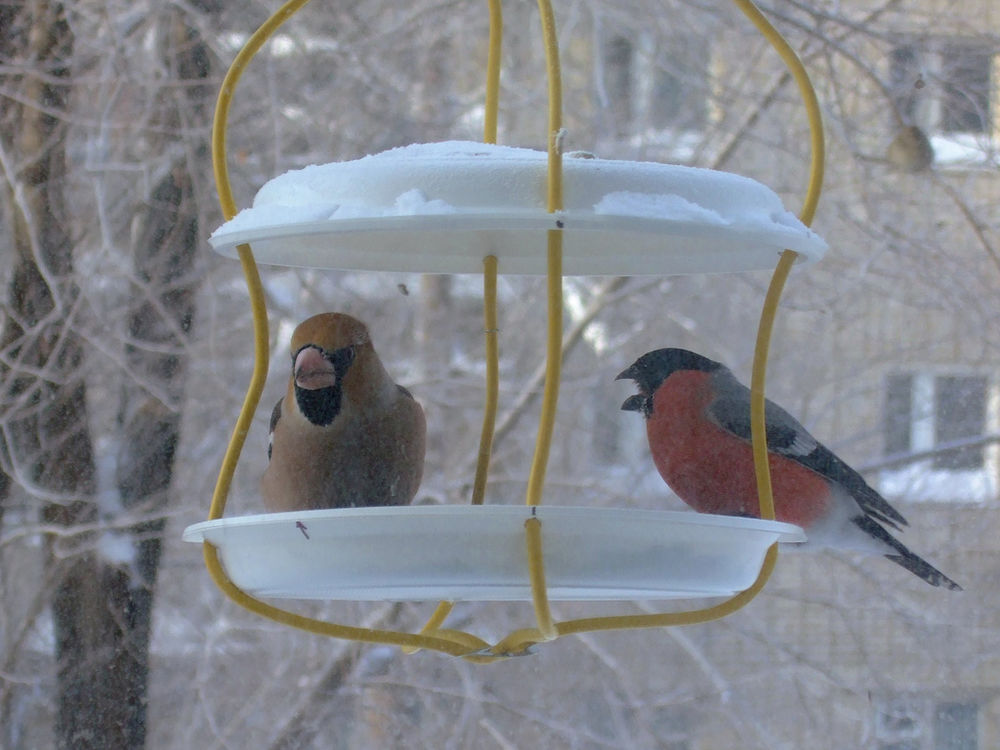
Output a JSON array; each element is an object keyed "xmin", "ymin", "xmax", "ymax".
[
  {"xmin": 209, "ymin": 141, "xmax": 827, "ymax": 275},
  {"xmin": 183, "ymin": 505, "xmax": 805, "ymax": 602}
]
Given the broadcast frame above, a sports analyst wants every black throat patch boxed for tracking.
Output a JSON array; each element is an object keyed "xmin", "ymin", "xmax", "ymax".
[{"xmin": 295, "ymin": 384, "xmax": 342, "ymax": 426}]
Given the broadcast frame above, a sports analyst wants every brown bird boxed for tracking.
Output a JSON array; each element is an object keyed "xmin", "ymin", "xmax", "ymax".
[
  {"xmin": 886, "ymin": 125, "xmax": 934, "ymax": 172},
  {"xmin": 261, "ymin": 313, "xmax": 426, "ymax": 511}
]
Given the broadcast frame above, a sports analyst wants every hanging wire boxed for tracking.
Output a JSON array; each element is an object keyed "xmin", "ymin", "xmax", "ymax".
[
  {"xmin": 523, "ymin": 0, "xmax": 564, "ymax": 509},
  {"xmin": 471, "ymin": 0, "xmax": 503, "ymax": 505},
  {"xmin": 483, "ymin": 0, "xmax": 502, "ymax": 146},
  {"xmin": 471, "ymin": 255, "xmax": 500, "ymax": 505},
  {"xmin": 737, "ymin": 0, "xmax": 825, "ymax": 525},
  {"xmin": 507, "ymin": 0, "xmax": 566, "ymax": 652}
]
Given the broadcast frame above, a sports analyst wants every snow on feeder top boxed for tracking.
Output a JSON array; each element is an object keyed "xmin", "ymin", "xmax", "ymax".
[{"xmin": 209, "ymin": 140, "xmax": 826, "ymax": 275}]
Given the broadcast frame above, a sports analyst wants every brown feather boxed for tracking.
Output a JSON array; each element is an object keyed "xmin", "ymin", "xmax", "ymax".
[{"xmin": 261, "ymin": 313, "xmax": 426, "ymax": 511}]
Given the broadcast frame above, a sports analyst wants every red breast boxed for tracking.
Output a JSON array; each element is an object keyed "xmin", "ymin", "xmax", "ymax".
[{"xmin": 647, "ymin": 370, "xmax": 832, "ymax": 527}]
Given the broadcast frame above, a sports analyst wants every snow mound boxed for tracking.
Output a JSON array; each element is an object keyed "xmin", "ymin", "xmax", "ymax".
[{"xmin": 211, "ymin": 141, "xmax": 827, "ymax": 275}]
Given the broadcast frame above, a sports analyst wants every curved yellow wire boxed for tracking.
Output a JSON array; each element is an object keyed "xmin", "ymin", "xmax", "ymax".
[
  {"xmin": 493, "ymin": 546, "xmax": 779, "ymax": 655},
  {"xmin": 470, "ymin": 0, "xmax": 503, "ymax": 504},
  {"xmin": 206, "ymin": 0, "xmax": 314, "ymax": 522},
  {"xmin": 204, "ymin": 0, "xmax": 503, "ymax": 662},
  {"xmin": 517, "ymin": 0, "xmax": 564, "ymax": 642},
  {"xmin": 736, "ymin": 0, "xmax": 825, "ymax": 525},
  {"xmin": 472, "ymin": 255, "xmax": 500, "ymax": 505},
  {"xmin": 203, "ymin": 0, "xmax": 823, "ymax": 657},
  {"xmin": 524, "ymin": 0, "xmax": 563, "ymax": 510},
  {"xmin": 544, "ymin": 0, "xmax": 824, "ymax": 641}
]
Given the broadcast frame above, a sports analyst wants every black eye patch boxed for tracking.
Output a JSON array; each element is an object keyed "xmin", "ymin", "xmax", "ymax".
[{"xmin": 330, "ymin": 345, "xmax": 355, "ymax": 372}]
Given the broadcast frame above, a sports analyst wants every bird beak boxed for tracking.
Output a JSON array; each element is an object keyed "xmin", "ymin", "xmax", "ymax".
[
  {"xmin": 615, "ymin": 365, "xmax": 637, "ymax": 382},
  {"xmin": 620, "ymin": 394, "xmax": 645, "ymax": 412},
  {"xmin": 294, "ymin": 346, "xmax": 337, "ymax": 390}
]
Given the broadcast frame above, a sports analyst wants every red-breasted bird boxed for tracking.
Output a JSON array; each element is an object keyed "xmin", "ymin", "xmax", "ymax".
[
  {"xmin": 618, "ymin": 348, "xmax": 961, "ymax": 590},
  {"xmin": 261, "ymin": 313, "xmax": 426, "ymax": 511}
]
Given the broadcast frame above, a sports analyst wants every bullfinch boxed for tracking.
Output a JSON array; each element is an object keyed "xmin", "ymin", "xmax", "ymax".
[
  {"xmin": 618, "ymin": 347, "xmax": 961, "ymax": 590},
  {"xmin": 261, "ymin": 313, "xmax": 426, "ymax": 511}
]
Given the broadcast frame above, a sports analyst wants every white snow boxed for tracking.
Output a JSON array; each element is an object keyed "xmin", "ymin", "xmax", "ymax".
[
  {"xmin": 880, "ymin": 462, "xmax": 996, "ymax": 503},
  {"xmin": 221, "ymin": 203, "xmax": 339, "ymax": 235},
  {"xmin": 208, "ymin": 140, "xmax": 827, "ymax": 275},
  {"xmin": 97, "ymin": 530, "xmax": 138, "ymax": 568},
  {"xmin": 95, "ymin": 436, "xmax": 122, "ymax": 515},
  {"xmin": 594, "ymin": 191, "xmax": 728, "ymax": 225},
  {"xmin": 213, "ymin": 140, "xmax": 812, "ymax": 233},
  {"xmin": 329, "ymin": 188, "xmax": 456, "ymax": 219},
  {"xmin": 930, "ymin": 133, "xmax": 999, "ymax": 168}
]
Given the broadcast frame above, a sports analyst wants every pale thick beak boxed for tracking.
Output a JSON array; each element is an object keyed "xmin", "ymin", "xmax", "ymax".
[{"xmin": 294, "ymin": 346, "xmax": 337, "ymax": 390}]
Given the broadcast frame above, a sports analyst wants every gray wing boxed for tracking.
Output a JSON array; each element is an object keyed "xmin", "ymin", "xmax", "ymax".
[{"xmin": 707, "ymin": 371, "xmax": 907, "ymax": 529}]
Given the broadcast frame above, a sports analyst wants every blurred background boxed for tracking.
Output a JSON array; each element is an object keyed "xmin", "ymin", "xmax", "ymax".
[{"xmin": 1, "ymin": 0, "xmax": 997, "ymax": 747}]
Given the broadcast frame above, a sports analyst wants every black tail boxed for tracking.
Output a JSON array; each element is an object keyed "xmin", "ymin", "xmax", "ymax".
[{"xmin": 853, "ymin": 515, "xmax": 962, "ymax": 591}]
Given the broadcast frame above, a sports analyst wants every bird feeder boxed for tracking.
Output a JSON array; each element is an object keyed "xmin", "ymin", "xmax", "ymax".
[{"xmin": 184, "ymin": 0, "xmax": 825, "ymax": 661}]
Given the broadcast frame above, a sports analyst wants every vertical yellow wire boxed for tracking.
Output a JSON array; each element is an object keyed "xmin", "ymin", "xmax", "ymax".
[
  {"xmin": 470, "ymin": 0, "xmax": 503, "ymax": 507},
  {"xmin": 516, "ymin": 0, "xmax": 564, "ymax": 648},
  {"xmin": 524, "ymin": 0, "xmax": 563, "ymax": 508},
  {"xmin": 735, "ymin": 0, "xmax": 825, "ymax": 524},
  {"xmin": 206, "ymin": 0, "xmax": 314, "ymax": 523},
  {"xmin": 524, "ymin": 517, "xmax": 558, "ymax": 638},
  {"xmin": 483, "ymin": 0, "xmax": 502, "ymax": 145},
  {"xmin": 471, "ymin": 255, "xmax": 499, "ymax": 505}
]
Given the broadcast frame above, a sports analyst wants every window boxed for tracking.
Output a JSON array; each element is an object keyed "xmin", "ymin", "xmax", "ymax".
[
  {"xmin": 600, "ymin": 30, "xmax": 710, "ymax": 158},
  {"xmin": 939, "ymin": 43, "xmax": 993, "ymax": 134},
  {"xmin": 933, "ymin": 376, "xmax": 988, "ymax": 470},
  {"xmin": 876, "ymin": 697, "xmax": 978, "ymax": 750},
  {"xmin": 880, "ymin": 372, "xmax": 995, "ymax": 502},
  {"xmin": 890, "ymin": 39, "xmax": 993, "ymax": 135},
  {"xmin": 888, "ymin": 37, "xmax": 996, "ymax": 165},
  {"xmin": 604, "ymin": 36, "xmax": 634, "ymax": 137},
  {"xmin": 934, "ymin": 702, "xmax": 978, "ymax": 750}
]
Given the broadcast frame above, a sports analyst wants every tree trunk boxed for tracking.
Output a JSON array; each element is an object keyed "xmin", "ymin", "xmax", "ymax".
[
  {"xmin": 0, "ymin": 2, "xmax": 108, "ymax": 747},
  {"xmin": 0, "ymin": 2, "xmax": 213, "ymax": 747}
]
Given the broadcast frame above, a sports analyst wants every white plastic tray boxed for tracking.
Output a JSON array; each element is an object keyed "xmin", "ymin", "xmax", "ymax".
[
  {"xmin": 183, "ymin": 505, "xmax": 805, "ymax": 601},
  {"xmin": 209, "ymin": 141, "xmax": 827, "ymax": 275}
]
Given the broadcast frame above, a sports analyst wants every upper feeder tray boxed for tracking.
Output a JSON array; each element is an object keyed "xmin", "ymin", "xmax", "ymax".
[
  {"xmin": 183, "ymin": 505, "xmax": 806, "ymax": 602},
  {"xmin": 210, "ymin": 141, "xmax": 827, "ymax": 275}
]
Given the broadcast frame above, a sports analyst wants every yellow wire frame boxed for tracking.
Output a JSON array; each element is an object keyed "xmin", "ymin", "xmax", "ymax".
[
  {"xmin": 505, "ymin": 0, "xmax": 825, "ymax": 652},
  {"xmin": 737, "ymin": 0, "xmax": 825, "ymax": 523},
  {"xmin": 204, "ymin": 0, "xmax": 507, "ymax": 663},
  {"xmin": 524, "ymin": 0, "xmax": 564, "ymax": 511},
  {"xmin": 471, "ymin": 256, "xmax": 500, "ymax": 505},
  {"xmin": 203, "ymin": 0, "xmax": 823, "ymax": 660},
  {"xmin": 483, "ymin": 0, "xmax": 502, "ymax": 146}
]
